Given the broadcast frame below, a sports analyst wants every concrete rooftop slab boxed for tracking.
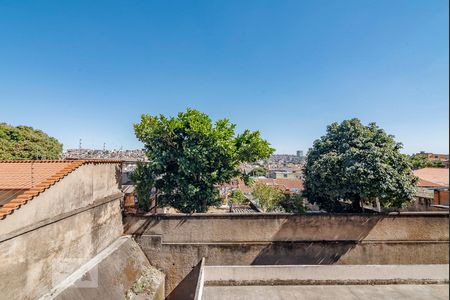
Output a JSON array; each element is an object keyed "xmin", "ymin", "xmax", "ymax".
[
  {"xmin": 204, "ymin": 264, "xmax": 449, "ymax": 285},
  {"xmin": 201, "ymin": 265, "xmax": 449, "ymax": 299},
  {"xmin": 202, "ymin": 284, "xmax": 449, "ymax": 300}
]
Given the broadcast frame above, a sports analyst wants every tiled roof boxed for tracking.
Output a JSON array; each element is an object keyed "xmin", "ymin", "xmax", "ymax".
[
  {"xmin": 256, "ymin": 178, "xmax": 304, "ymax": 191},
  {"xmin": 222, "ymin": 178, "xmax": 304, "ymax": 194},
  {"xmin": 0, "ymin": 161, "xmax": 77, "ymax": 189},
  {"xmin": 413, "ymin": 168, "xmax": 449, "ymax": 187},
  {"xmin": 417, "ymin": 178, "xmax": 442, "ymax": 188},
  {"xmin": 231, "ymin": 205, "xmax": 259, "ymax": 213},
  {"xmin": 0, "ymin": 160, "xmax": 122, "ymax": 220}
]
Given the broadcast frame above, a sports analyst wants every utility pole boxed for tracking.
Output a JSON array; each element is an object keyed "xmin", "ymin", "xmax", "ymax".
[{"xmin": 78, "ymin": 138, "xmax": 82, "ymax": 158}]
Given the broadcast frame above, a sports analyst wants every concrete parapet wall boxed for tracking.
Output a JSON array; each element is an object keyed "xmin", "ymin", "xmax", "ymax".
[
  {"xmin": 126, "ymin": 212, "xmax": 449, "ymax": 298},
  {"xmin": 0, "ymin": 163, "xmax": 122, "ymax": 236},
  {"xmin": 127, "ymin": 212, "xmax": 449, "ymax": 243},
  {"xmin": 0, "ymin": 198, "xmax": 123, "ymax": 300},
  {"xmin": 0, "ymin": 163, "xmax": 124, "ymax": 300}
]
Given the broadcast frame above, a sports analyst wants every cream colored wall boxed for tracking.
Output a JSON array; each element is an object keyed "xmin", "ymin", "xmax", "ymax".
[
  {"xmin": 0, "ymin": 163, "xmax": 121, "ymax": 236},
  {"xmin": 0, "ymin": 163, "xmax": 124, "ymax": 300}
]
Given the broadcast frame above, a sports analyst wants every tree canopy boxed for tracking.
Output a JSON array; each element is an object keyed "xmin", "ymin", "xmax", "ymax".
[
  {"xmin": 408, "ymin": 153, "xmax": 445, "ymax": 169},
  {"xmin": 280, "ymin": 193, "xmax": 306, "ymax": 213},
  {"xmin": 252, "ymin": 182, "xmax": 306, "ymax": 213},
  {"xmin": 134, "ymin": 109, "xmax": 274, "ymax": 213},
  {"xmin": 230, "ymin": 189, "xmax": 247, "ymax": 204},
  {"xmin": 252, "ymin": 182, "xmax": 285, "ymax": 212},
  {"xmin": 249, "ymin": 166, "xmax": 268, "ymax": 177},
  {"xmin": 130, "ymin": 162, "xmax": 155, "ymax": 211},
  {"xmin": 0, "ymin": 123, "xmax": 63, "ymax": 160},
  {"xmin": 303, "ymin": 119, "xmax": 417, "ymax": 212}
]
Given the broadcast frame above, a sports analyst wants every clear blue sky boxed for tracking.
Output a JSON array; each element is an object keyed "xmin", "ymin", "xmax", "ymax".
[{"xmin": 0, "ymin": 0, "xmax": 448, "ymax": 154}]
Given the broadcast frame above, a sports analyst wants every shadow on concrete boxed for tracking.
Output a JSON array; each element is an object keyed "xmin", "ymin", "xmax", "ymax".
[
  {"xmin": 251, "ymin": 241, "xmax": 358, "ymax": 265},
  {"xmin": 126, "ymin": 215, "xmax": 161, "ymax": 237},
  {"xmin": 166, "ymin": 259, "xmax": 203, "ymax": 300},
  {"xmin": 174, "ymin": 216, "xmax": 190, "ymax": 228},
  {"xmin": 251, "ymin": 214, "xmax": 383, "ymax": 265}
]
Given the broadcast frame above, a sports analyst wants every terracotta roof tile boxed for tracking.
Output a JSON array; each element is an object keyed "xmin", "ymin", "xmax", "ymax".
[
  {"xmin": 0, "ymin": 160, "xmax": 122, "ymax": 220},
  {"xmin": 222, "ymin": 178, "xmax": 304, "ymax": 194},
  {"xmin": 256, "ymin": 178, "xmax": 304, "ymax": 191},
  {"xmin": 413, "ymin": 168, "xmax": 449, "ymax": 187}
]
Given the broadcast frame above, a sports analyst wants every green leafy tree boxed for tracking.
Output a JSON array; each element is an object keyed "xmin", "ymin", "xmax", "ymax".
[
  {"xmin": 408, "ymin": 153, "xmax": 445, "ymax": 169},
  {"xmin": 0, "ymin": 123, "xmax": 62, "ymax": 160},
  {"xmin": 230, "ymin": 189, "xmax": 247, "ymax": 204},
  {"xmin": 303, "ymin": 119, "xmax": 417, "ymax": 212},
  {"xmin": 249, "ymin": 166, "xmax": 268, "ymax": 177},
  {"xmin": 252, "ymin": 182, "xmax": 285, "ymax": 212},
  {"xmin": 280, "ymin": 193, "xmax": 306, "ymax": 213},
  {"xmin": 134, "ymin": 109, "xmax": 274, "ymax": 213},
  {"xmin": 130, "ymin": 162, "xmax": 154, "ymax": 211}
]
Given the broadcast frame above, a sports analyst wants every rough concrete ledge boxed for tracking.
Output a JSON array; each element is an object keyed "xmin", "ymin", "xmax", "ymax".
[
  {"xmin": 203, "ymin": 265, "xmax": 450, "ymax": 286},
  {"xmin": 129, "ymin": 211, "xmax": 450, "ymax": 220},
  {"xmin": 202, "ymin": 284, "xmax": 450, "ymax": 300},
  {"xmin": 40, "ymin": 236, "xmax": 164, "ymax": 300},
  {"xmin": 194, "ymin": 258, "xmax": 205, "ymax": 300}
]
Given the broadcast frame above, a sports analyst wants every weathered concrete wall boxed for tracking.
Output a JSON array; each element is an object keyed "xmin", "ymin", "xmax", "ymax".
[
  {"xmin": 125, "ymin": 212, "xmax": 449, "ymax": 298},
  {"xmin": 41, "ymin": 236, "xmax": 164, "ymax": 300},
  {"xmin": 0, "ymin": 163, "xmax": 121, "ymax": 236},
  {"xmin": 0, "ymin": 163, "xmax": 123, "ymax": 300},
  {"xmin": 126, "ymin": 213, "xmax": 448, "ymax": 243}
]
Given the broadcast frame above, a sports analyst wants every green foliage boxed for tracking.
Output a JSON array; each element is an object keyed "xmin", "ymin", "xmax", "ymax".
[
  {"xmin": 280, "ymin": 193, "xmax": 306, "ymax": 213},
  {"xmin": 249, "ymin": 166, "xmax": 268, "ymax": 177},
  {"xmin": 134, "ymin": 109, "xmax": 274, "ymax": 213},
  {"xmin": 408, "ymin": 153, "xmax": 445, "ymax": 169},
  {"xmin": 230, "ymin": 189, "xmax": 247, "ymax": 204},
  {"xmin": 303, "ymin": 119, "xmax": 417, "ymax": 212},
  {"xmin": 130, "ymin": 162, "xmax": 154, "ymax": 211},
  {"xmin": 0, "ymin": 123, "xmax": 62, "ymax": 160},
  {"xmin": 252, "ymin": 182, "xmax": 285, "ymax": 212}
]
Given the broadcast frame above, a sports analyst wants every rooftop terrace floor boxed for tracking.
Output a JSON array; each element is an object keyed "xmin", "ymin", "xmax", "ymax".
[
  {"xmin": 201, "ymin": 264, "xmax": 449, "ymax": 300},
  {"xmin": 203, "ymin": 284, "xmax": 449, "ymax": 300}
]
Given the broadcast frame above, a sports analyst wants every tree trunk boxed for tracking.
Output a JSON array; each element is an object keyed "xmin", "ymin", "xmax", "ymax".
[
  {"xmin": 352, "ymin": 195, "xmax": 362, "ymax": 212},
  {"xmin": 154, "ymin": 189, "xmax": 158, "ymax": 214}
]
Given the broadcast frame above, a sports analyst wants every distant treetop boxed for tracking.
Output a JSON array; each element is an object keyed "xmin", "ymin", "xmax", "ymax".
[
  {"xmin": 408, "ymin": 153, "xmax": 446, "ymax": 169},
  {"xmin": 0, "ymin": 123, "xmax": 63, "ymax": 160}
]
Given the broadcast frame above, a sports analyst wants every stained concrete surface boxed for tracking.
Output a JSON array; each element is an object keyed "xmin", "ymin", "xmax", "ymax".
[
  {"xmin": 131, "ymin": 212, "xmax": 449, "ymax": 297},
  {"xmin": 203, "ymin": 264, "xmax": 450, "ymax": 284},
  {"xmin": 41, "ymin": 236, "xmax": 164, "ymax": 300},
  {"xmin": 202, "ymin": 284, "xmax": 449, "ymax": 300},
  {"xmin": 0, "ymin": 163, "xmax": 124, "ymax": 300}
]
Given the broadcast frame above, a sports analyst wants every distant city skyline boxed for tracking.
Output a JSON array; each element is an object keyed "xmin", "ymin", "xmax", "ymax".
[{"xmin": 1, "ymin": 0, "xmax": 448, "ymax": 154}]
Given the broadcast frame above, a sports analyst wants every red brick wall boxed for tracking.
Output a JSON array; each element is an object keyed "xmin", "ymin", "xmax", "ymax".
[{"xmin": 434, "ymin": 190, "xmax": 449, "ymax": 206}]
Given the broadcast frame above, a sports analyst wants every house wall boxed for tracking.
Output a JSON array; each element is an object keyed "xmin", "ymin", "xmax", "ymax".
[
  {"xmin": 434, "ymin": 190, "xmax": 449, "ymax": 206},
  {"xmin": 0, "ymin": 163, "xmax": 124, "ymax": 300},
  {"xmin": 125, "ymin": 212, "xmax": 449, "ymax": 299},
  {"xmin": 269, "ymin": 172, "xmax": 296, "ymax": 179},
  {"xmin": 0, "ymin": 163, "xmax": 121, "ymax": 236}
]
